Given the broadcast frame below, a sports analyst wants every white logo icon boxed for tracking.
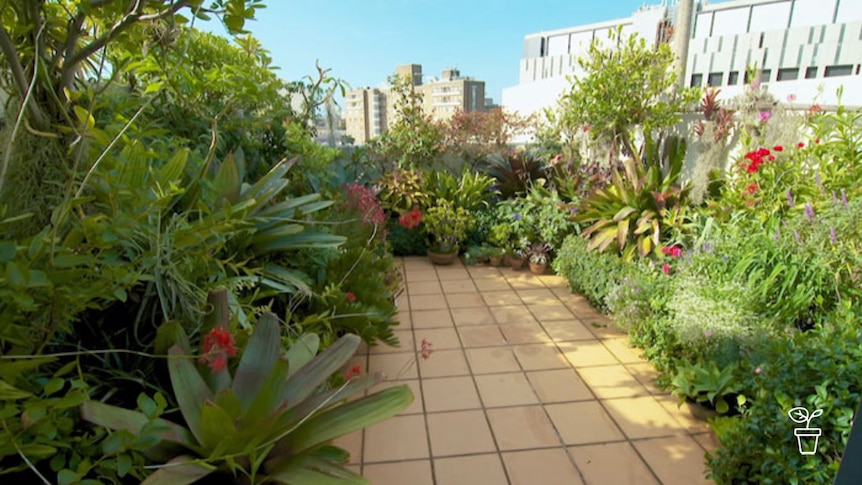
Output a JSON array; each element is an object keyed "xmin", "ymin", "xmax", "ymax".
[{"xmin": 788, "ymin": 406, "xmax": 823, "ymax": 455}]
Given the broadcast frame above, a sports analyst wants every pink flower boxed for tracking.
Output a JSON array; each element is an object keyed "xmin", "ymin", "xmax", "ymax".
[
  {"xmin": 758, "ymin": 111, "xmax": 772, "ymax": 123},
  {"xmin": 346, "ymin": 292, "xmax": 356, "ymax": 303},
  {"xmin": 661, "ymin": 263, "xmax": 671, "ymax": 275},
  {"xmin": 755, "ymin": 367, "xmax": 762, "ymax": 374},
  {"xmin": 786, "ymin": 94, "xmax": 797, "ymax": 102},
  {"xmin": 420, "ymin": 338, "xmax": 434, "ymax": 360}
]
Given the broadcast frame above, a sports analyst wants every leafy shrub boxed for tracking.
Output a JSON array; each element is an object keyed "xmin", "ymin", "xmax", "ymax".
[
  {"xmin": 553, "ymin": 234, "xmax": 631, "ymax": 312},
  {"xmin": 386, "ymin": 220, "xmax": 428, "ymax": 256},
  {"xmin": 482, "ymin": 149, "xmax": 548, "ymax": 199},
  {"xmin": 426, "ymin": 168, "xmax": 497, "ymax": 212},
  {"xmin": 424, "ymin": 200, "xmax": 474, "ymax": 253}
]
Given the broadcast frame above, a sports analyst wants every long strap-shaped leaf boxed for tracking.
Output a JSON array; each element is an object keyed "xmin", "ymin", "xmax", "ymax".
[
  {"xmin": 140, "ymin": 456, "xmax": 216, "ymax": 485},
  {"xmin": 168, "ymin": 346, "xmax": 214, "ymax": 446},
  {"xmin": 232, "ymin": 313, "xmax": 282, "ymax": 413},
  {"xmin": 278, "ymin": 334, "xmax": 360, "ymax": 407},
  {"xmin": 269, "ymin": 455, "xmax": 368, "ymax": 485}
]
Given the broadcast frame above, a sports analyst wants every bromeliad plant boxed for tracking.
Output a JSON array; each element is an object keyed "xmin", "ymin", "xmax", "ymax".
[
  {"xmin": 577, "ymin": 135, "xmax": 689, "ymax": 260},
  {"xmin": 80, "ymin": 301, "xmax": 413, "ymax": 484}
]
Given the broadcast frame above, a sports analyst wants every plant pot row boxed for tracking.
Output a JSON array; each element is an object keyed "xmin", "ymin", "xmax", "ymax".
[{"xmin": 486, "ymin": 254, "xmax": 547, "ymax": 275}]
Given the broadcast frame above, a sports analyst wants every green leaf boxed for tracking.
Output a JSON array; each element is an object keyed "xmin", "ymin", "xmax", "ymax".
[
  {"xmin": 117, "ymin": 454, "xmax": 132, "ymax": 477},
  {"xmin": 140, "ymin": 456, "xmax": 216, "ymax": 485},
  {"xmin": 168, "ymin": 346, "xmax": 214, "ymax": 445},
  {"xmin": 214, "ymin": 153, "xmax": 241, "ymax": 204},
  {"xmin": 199, "ymin": 401, "xmax": 238, "ymax": 456},
  {"xmin": 284, "ymin": 333, "xmax": 320, "ymax": 378},
  {"xmin": 232, "ymin": 313, "xmax": 281, "ymax": 413},
  {"xmin": 279, "ymin": 334, "xmax": 361, "ymax": 407},
  {"xmin": 79, "ymin": 400, "xmax": 195, "ymax": 448},
  {"xmin": 0, "ymin": 241, "xmax": 16, "ymax": 262},
  {"xmin": 0, "ymin": 380, "xmax": 32, "ymax": 400}
]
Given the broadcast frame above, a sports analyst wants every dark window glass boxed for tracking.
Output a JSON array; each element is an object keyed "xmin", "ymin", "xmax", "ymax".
[
  {"xmin": 805, "ymin": 66, "xmax": 818, "ymax": 79},
  {"xmin": 777, "ymin": 68, "xmax": 799, "ymax": 81},
  {"xmin": 708, "ymin": 72, "xmax": 724, "ymax": 86},
  {"xmin": 690, "ymin": 74, "xmax": 703, "ymax": 87},
  {"xmin": 728, "ymin": 71, "xmax": 739, "ymax": 85},
  {"xmin": 825, "ymin": 65, "xmax": 853, "ymax": 77}
]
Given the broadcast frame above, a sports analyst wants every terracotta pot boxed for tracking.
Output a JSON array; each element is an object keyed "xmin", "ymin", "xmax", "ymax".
[
  {"xmin": 427, "ymin": 250, "xmax": 458, "ymax": 265},
  {"xmin": 508, "ymin": 255, "xmax": 526, "ymax": 270},
  {"xmin": 529, "ymin": 262, "xmax": 547, "ymax": 275},
  {"xmin": 489, "ymin": 255, "xmax": 504, "ymax": 267}
]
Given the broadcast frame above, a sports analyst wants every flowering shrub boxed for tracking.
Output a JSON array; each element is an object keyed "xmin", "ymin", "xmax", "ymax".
[
  {"xmin": 344, "ymin": 183, "xmax": 386, "ymax": 226},
  {"xmin": 398, "ymin": 206, "xmax": 422, "ymax": 229}
]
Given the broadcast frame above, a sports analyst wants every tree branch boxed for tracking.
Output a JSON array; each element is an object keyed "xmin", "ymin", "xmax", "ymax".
[
  {"xmin": 60, "ymin": 0, "xmax": 192, "ymax": 92},
  {"xmin": 0, "ymin": 24, "xmax": 47, "ymax": 126}
]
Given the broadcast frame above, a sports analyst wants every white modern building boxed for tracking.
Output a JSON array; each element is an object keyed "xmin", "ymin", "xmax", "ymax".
[{"xmin": 503, "ymin": 0, "xmax": 862, "ymax": 116}]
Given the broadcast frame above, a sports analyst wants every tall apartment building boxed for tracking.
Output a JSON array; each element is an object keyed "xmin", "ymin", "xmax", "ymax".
[
  {"xmin": 345, "ymin": 64, "xmax": 486, "ymax": 144},
  {"xmin": 502, "ymin": 0, "xmax": 862, "ymax": 116}
]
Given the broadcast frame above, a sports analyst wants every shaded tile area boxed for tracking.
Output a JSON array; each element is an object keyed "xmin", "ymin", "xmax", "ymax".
[{"xmin": 352, "ymin": 257, "xmax": 714, "ymax": 484}]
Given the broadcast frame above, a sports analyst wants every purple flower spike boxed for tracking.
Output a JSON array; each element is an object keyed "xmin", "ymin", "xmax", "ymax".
[
  {"xmin": 804, "ymin": 203, "xmax": 815, "ymax": 222},
  {"xmin": 786, "ymin": 189, "xmax": 794, "ymax": 207},
  {"xmin": 830, "ymin": 227, "xmax": 838, "ymax": 245},
  {"xmin": 815, "ymin": 172, "xmax": 822, "ymax": 188},
  {"xmin": 833, "ymin": 191, "xmax": 839, "ymax": 205},
  {"xmin": 793, "ymin": 229, "xmax": 803, "ymax": 244},
  {"xmin": 841, "ymin": 189, "xmax": 849, "ymax": 209}
]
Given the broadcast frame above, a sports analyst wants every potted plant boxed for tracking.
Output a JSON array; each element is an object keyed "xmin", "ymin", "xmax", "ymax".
[
  {"xmin": 488, "ymin": 223, "xmax": 513, "ymax": 267},
  {"xmin": 508, "ymin": 246, "xmax": 526, "ymax": 270},
  {"xmin": 527, "ymin": 242, "xmax": 550, "ymax": 275},
  {"xmin": 487, "ymin": 247, "xmax": 505, "ymax": 267},
  {"xmin": 424, "ymin": 200, "xmax": 474, "ymax": 265},
  {"xmin": 670, "ymin": 361, "xmax": 746, "ymax": 421}
]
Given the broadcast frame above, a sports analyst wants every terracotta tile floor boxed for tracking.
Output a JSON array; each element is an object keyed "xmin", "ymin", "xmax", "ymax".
[{"xmin": 340, "ymin": 257, "xmax": 715, "ymax": 485}]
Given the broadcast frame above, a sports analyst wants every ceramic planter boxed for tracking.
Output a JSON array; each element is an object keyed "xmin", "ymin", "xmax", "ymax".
[
  {"xmin": 508, "ymin": 255, "xmax": 525, "ymax": 270},
  {"xmin": 529, "ymin": 262, "xmax": 547, "ymax": 275},
  {"xmin": 489, "ymin": 255, "xmax": 504, "ymax": 267},
  {"xmin": 428, "ymin": 250, "xmax": 458, "ymax": 265}
]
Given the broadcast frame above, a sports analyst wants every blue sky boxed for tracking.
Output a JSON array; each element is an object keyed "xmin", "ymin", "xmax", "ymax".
[{"xmin": 206, "ymin": 1, "xmax": 674, "ymax": 103}]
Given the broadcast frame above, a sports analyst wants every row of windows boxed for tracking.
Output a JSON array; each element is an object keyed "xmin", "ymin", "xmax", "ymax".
[{"xmin": 691, "ymin": 64, "xmax": 860, "ymax": 87}]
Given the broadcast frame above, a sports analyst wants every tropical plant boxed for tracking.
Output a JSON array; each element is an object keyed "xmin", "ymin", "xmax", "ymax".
[
  {"xmin": 376, "ymin": 169, "xmax": 429, "ymax": 216},
  {"xmin": 527, "ymin": 242, "xmax": 550, "ymax": 265},
  {"xmin": 482, "ymin": 149, "xmax": 548, "ymax": 199},
  {"xmin": 81, "ymin": 307, "xmax": 413, "ymax": 484},
  {"xmin": 423, "ymin": 200, "xmax": 473, "ymax": 253},
  {"xmin": 426, "ymin": 168, "xmax": 497, "ymax": 212},
  {"xmin": 577, "ymin": 135, "xmax": 689, "ymax": 260},
  {"xmin": 670, "ymin": 361, "xmax": 745, "ymax": 415}
]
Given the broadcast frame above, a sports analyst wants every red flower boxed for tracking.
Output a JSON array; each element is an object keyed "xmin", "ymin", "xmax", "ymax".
[
  {"xmin": 199, "ymin": 326, "xmax": 236, "ymax": 373},
  {"xmin": 797, "ymin": 142, "xmax": 805, "ymax": 148},
  {"xmin": 420, "ymin": 338, "xmax": 434, "ymax": 360},
  {"xmin": 661, "ymin": 263, "xmax": 671, "ymax": 275},
  {"xmin": 773, "ymin": 145, "xmax": 784, "ymax": 152},
  {"xmin": 815, "ymin": 138, "xmax": 821, "ymax": 144},
  {"xmin": 768, "ymin": 155, "xmax": 775, "ymax": 161},
  {"xmin": 747, "ymin": 163, "xmax": 759, "ymax": 174},
  {"xmin": 398, "ymin": 206, "xmax": 422, "ymax": 229},
  {"xmin": 670, "ymin": 246, "xmax": 682, "ymax": 258},
  {"xmin": 345, "ymin": 365, "xmax": 362, "ymax": 380},
  {"xmin": 346, "ymin": 292, "xmax": 356, "ymax": 303},
  {"xmin": 756, "ymin": 148, "xmax": 770, "ymax": 157},
  {"xmin": 745, "ymin": 183, "xmax": 759, "ymax": 194},
  {"xmin": 583, "ymin": 124, "xmax": 591, "ymax": 132}
]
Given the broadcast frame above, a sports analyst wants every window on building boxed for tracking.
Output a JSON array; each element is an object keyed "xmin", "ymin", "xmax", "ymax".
[
  {"xmin": 825, "ymin": 65, "xmax": 854, "ymax": 77},
  {"xmin": 728, "ymin": 71, "xmax": 739, "ymax": 85},
  {"xmin": 777, "ymin": 68, "xmax": 799, "ymax": 81},
  {"xmin": 707, "ymin": 72, "xmax": 724, "ymax": 86},
  {"xmin": 805, "ymin": 66, "xmax": 818, "ymax": 79},
  {"xmin": 760, "ymin": 69, "xmax": 772, "ymax": 83}
]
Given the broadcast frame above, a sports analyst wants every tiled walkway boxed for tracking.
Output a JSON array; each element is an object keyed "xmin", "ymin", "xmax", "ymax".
[{"xmin": 336, "ymin": 257, "xmax": 716, "ymax": 485}]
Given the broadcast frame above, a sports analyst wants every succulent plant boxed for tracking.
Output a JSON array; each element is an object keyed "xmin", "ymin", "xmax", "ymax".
[{"xmin": 80, "ymin": 293, "xmax": 412, "ymax": 484}]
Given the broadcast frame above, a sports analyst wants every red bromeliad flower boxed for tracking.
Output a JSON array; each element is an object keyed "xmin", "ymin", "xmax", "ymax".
[
  {"xmin": 199, "ymin": 326, "xmax": 237, "ymax": 372},
  {"xmin": 345, "ymin": 365, "xmax": 362, "ymax": 380},
  {"xmin": 398, "ymin": 206, "xmax": 422, "ymax": 229}
]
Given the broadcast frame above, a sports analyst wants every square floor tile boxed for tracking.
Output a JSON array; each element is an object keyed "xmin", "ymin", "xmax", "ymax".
[
  {"xmin": 545, "ymin": 401, "xmax": 625, "ymax": 445},
  {"xmin": 693, "ymin": 432, "xmax": 718, "ymax": 453},
  {"xmin": 529, "ymin": 303, "xmax": 576, "ymax": 322},
  {"xmin": 550, "ymin": 287, "xmax": 578, "ymax": 300},
  {"xmin": 503, "ymin": 448, "xmax": 584, "ymax": 485},
  {"xmin": 578, "ymin": 365, "xmax": 649, "ymax": 400},
  {"xmin": 445, "ymin": 292, "xmax": 486, "ymax": 309},
  {"xmin": 451, "ymin": 307, "xmax": 495, "ymax": 326},
  {"xmin": 465, "ymin": 347, "xmax": 522, "ymax": 375},
  {"xmin": 655, "ymin": 394, "xmax": 711, "ymax": 435},
  {"xmin": 603, "ymin": 338, "xmax": 646, "ymax": 363},
  {"xmin": 559, "ymin": 340, "xmax": 620, "ymax": 367},
  {"xmin": 442, "ymin": 279, "xmax": 478, "ymax": 294},
  {"xmin": 427, "ymin": 410, "xmax": 496, "ymax": 457},
  {"xmin": 363, "ymin": 414, "xmax": 429, "ymax": 462},
  {"xmin": 363, "ymin": 460, "xmax": 433, "ymax": 485},
  {"xmin": 517, "ymin": 289, "xmax": 558, "ymax": 305},
  {"xmin": 537, "ymin": 275, "xmax": 569, "ymax": 288},
  {"xmin": 396, "ymin": 294, "xmax": 410, "ymax": 311},
  {"xmin": 417, "ymin": 349, "xmax": 470, "ymax": 378},
  {"xmin": 331, "ymin": 430, "xmax": 362, "ymax": 464},
  {"xmin": 406, "ymin": 270, "xmax": 439, "ymax": 283},
  {"xmin": 408, "ymin": 280, "xmax": 443, "ymax": 295},
  {"xmin": 633, "ymin": 436, "xmax": 713, "ymax": 485},
  {"xmin": 368, "ymin": 353, "xmax": 418, "ymax": 381},
  {"xmin": 602, "ymin": 396, "xmax": 688, "ymax": 439},
  {"xmin": 499, "ymin": 322, "xmax": 552, "ymax": 344},
  {"xmin": 370, "ymin": 379, "xmax": 423, "ymax": 415},
  {"xmin": 415, "ymin": 327, "xmax": 460, "ymax": 350},
  {"xmin": 395, "ymin": 311, "xmax": 411, "ymax": 329},
  {"xmin": 482, "ymin": 290, "xmax": 523, "ymax": 306},
  {"xmin": 582, "ymin": 317, "xmax": 627, "ymax": 340},
  {"xmin": 474, "ymin": 278, "xmax": 512, "ymax": 291},
  {"xmin": 467, "ymin": 266, "xmax": 503, "ymax": 279},
  {"xmin": 490, "ymin": 305, "xmax": 536, "ymax": 324},
  {"xmin": 512, "ymin": 344, "xmax": 569, "ymax": 371},
  {"xmin": 410, "ymin": 294, "xmax": 448, "ymax": 311},
  {"xmin": 506, "ymin": 274, "xmax": 545, "ymax": 289},
  {"xmin": 569, "ymin": 442, "xmax": 659, "ymax": 485},
  {"xmin": 434, "ymin": 454, "xmax": 508, "ymax": 485},
  {"xmin": 437, "ymin": 269, "xmax": 471, "ymax": 281},
  {"xmin": 458, "ymin": 325, "xmax": 507, "ymax": 348},
  {"xmin": 541, "ymin": 320, "xmax": 596, "ymax": 342},
  {"xmin": 412, "ymin": 309, "xmax": 453, "ymax": 329},
  {"xmin": 370, "ymin": 329, "xmax": 415, "ymax": 354},
  {"xmin": 625, "ymin": 363, "xmax": 664, "ymax": 395},
  {"xmin": 475, "ymin": 372, "xmax": 538, "ymax": 407},
  {"xmin": 487, "ymin": 406, "xmax": 561, "ymax": 451},
  {"xmin": 526, "ymin": 369, "xmax": 594, "ymax": 403},
  {"xmin": 422, "ymin": 376, "xmax": 481, "ymax": 412}
]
